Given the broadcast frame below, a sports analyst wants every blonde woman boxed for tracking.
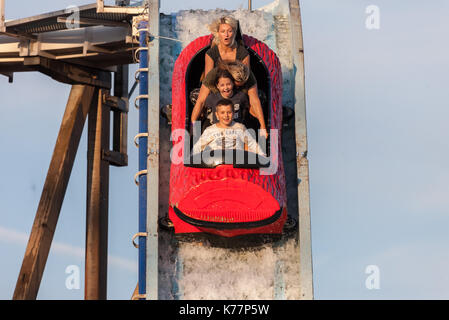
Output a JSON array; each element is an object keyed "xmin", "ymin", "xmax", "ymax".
[{"xmin": 191, "ymin": 16, "xmax": 267, "ymax": 137}]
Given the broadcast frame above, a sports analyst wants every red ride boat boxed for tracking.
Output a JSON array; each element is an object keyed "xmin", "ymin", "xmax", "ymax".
[{"xmin": 168, "ymin": 32, "xmax": 287, "ymax": 238}]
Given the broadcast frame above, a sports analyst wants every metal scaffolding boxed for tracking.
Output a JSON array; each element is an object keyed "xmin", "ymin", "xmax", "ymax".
[{"xmin": 1, "ymin": 0, "xmax": 142, "ymax": 300}]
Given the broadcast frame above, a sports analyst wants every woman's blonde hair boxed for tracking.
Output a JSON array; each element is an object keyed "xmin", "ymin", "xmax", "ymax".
[
  {"xmin": 209, "ymin": 16, "xmax": 239, "ymax": 46},
  {"xmin": 224, "ymin": 60, "xmax": 250, "ymax": 83}
]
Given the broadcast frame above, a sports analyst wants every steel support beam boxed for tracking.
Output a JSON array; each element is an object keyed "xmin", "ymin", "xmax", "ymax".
[
  {"xmin": 288, "ymin": 0, "xmax": 314, "ymax": 300},
  {"xmin": 111, "ymin": 65, "xmax": 129, "ymax": 167},
  {"xmin": 97, "ymin": 0, "xmax": 141, "ymax": 14},
  {"xmin": 146, "ymin": 0, "xmax": 160, "ymax": 301},
  {"xmin": 23, "ymin": 56, "xmax": 111, "ymax": 89},
  {"xmin": 85, "ymin": 88, "xmax": 110, "ymax": 300},
  {"xmin": 56, "ymin": 17, "xmax": 129, "ymax": 28},
  {"xmin": 13, "ymin": 85, "xmax": 95, "ymax": 300}
]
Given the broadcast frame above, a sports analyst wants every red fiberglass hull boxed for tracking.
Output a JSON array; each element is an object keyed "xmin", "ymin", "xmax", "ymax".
[{"xmin": 169, "ymin": 34, "xmax": 287, "ymax": 237}]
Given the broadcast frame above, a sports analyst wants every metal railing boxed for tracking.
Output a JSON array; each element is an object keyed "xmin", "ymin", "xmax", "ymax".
[{"xmin": 97, "ymin": 0, "xmax": 143, "ymax": 14}]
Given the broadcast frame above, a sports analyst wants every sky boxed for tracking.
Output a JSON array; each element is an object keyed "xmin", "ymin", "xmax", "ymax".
[{"xmin": 1, "ymin": 0, "xmax": 449, "ymax": 300}]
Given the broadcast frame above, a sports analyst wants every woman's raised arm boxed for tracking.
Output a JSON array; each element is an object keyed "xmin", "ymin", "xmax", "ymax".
[
  {"xmin": 191, "ymin": 84, "xmax": 210, "ymax": 123},
  {"xmin": 247, "ymin": 84, "xmax": 268, "ymax": 138}
]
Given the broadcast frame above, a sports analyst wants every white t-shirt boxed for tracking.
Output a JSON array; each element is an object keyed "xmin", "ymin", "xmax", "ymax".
[{"xmin": 192, "ymin": 122, "xmax": 266, "ymax": 156}]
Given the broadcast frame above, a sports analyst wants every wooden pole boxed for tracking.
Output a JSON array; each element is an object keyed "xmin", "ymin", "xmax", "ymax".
[
  {"xmin": 131, "ymin": 283, "xmax": 139, "ymax": 299},
  {"xmin": 85, "ymin": 88, "xmax": 110, "ymax": 300},
  {"xmin": 0, "ymin": 0, "xmax": 5, "ymax": 33},
  {"xmin": 288, "ymin": 0, "xmax": 314, "ymax": 300},
  {"xmin": 97, "ymin": 0, "xmax": 104, "ymax": 13},
  {"xmin": 13, "ymin": 85, "xmax": 95, "ymax": 300}
]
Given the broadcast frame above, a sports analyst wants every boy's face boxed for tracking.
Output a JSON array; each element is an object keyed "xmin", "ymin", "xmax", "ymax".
[
  {"xmin": 215, "ymin": 104, "xmax": 234, "ymax": 127},
  {"xmin": 216, "ymin": 77, "xmax": 234, "ymax": 98}
]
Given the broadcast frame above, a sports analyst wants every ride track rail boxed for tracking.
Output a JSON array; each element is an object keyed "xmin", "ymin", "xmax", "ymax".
[{"xmin": 130, "ymin": 0, "xmax": 313, "ymax": 300}]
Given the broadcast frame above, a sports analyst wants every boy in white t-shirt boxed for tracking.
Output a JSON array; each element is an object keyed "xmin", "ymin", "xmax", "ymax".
[{"xmin": 192, "ymin": 99, "xmax": 266, "ymax": 157}]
